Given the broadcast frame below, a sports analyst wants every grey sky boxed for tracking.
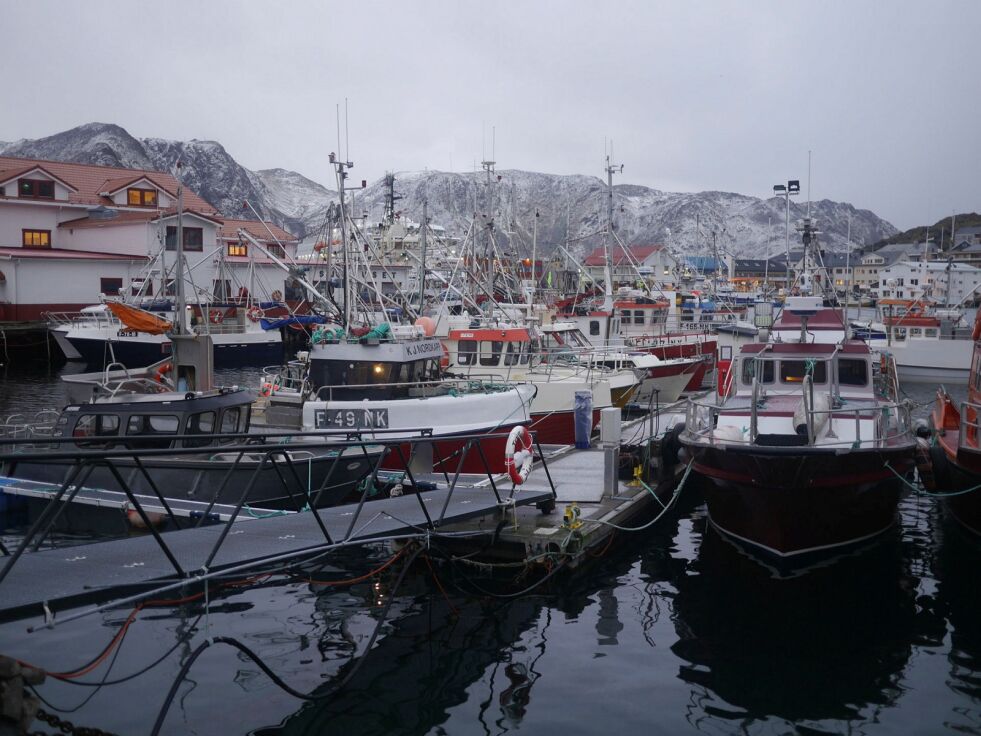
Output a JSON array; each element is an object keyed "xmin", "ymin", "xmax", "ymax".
[{"xmin": 3, "ymin": 0, "xmax": 979, "ymax": 230}]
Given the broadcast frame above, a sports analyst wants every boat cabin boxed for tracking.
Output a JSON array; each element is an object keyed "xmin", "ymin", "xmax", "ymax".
[
  {"xmin": 443, "ymin": 326, "xmax": 537, "ymax": 372},
  {"xmin": 308, "ymin": 336, "xmax": 444, "ymax": 400},
  {"xmin": 734, "ymin": 342, "xmax": 875, "ymax": 401},
  {"xmin": 54, "ymin": 388, "xmax": 253, "ymax": 450}
]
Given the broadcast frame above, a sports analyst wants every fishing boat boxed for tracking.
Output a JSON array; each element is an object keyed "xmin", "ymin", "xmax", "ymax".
[
  {"xmin": 0, "ymin": 351, "xmax": 374, "ymax": 509},
  {"xmin": 257, "ymin": 321, "xmax": 536, "ymax": 474},
  {"xmin": 680, "ymin": 295, "xmax": 916, "ymax": 562},
  {"xmin": 928, "ymin": 309, "xmax": 981, "ymax": 534},
  {"xmin": 860, "ymin": 298, "xmax": 973, "ymax": 383}
]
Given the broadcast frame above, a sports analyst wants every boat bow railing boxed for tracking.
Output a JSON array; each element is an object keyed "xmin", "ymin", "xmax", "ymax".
[{"xmin": 684, "ymin": 393, "xmax": 913, "ymax": 450}]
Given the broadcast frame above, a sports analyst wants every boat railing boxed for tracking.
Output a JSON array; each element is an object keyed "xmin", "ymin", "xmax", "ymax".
[
  {"xmin": 0, "ymin": 427, "xmax": 559, "ymax": 590},
  {"xmin": 43, "ymin": 310, "xmax": 122, "ymax": 329},
  {"xmin": 684, "ymin": 394, "xmax": 913, "ymax": 450},
  {"xmin": 957, "ymin": 399, "xmax": 981, "ymax": 450},
  {"xmin": 313, "ymin": 377, "xmax": 523, "ymax": 402},
  {"xmin": 0, "ymin": 410, "xmax": 61, "ymax": 444}
]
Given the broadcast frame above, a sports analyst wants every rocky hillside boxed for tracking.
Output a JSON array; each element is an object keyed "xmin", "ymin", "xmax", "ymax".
[{"xmin": 0, "ymin": 124, "xmax": 898, "ymax": 255}]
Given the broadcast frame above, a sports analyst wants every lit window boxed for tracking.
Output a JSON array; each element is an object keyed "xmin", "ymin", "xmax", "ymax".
[
  {"xmin": 228, "ymin": 243, "xmax": 248, "ymax": 257},
  {"xmin": 22, "ymin": 229, "xmax": 51, "ymax": 248},
  {"xmin": 18, "ymin": 179, "xmax": 54, "ymax": 199},
  {"xmin": 127, "ymin": 188, "xmax": 158, "ymax": 207}
]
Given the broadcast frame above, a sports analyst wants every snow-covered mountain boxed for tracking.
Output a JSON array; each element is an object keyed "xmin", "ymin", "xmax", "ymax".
[{"xmin": 0, "ymin": 124, "xmax": 897, "ymax": 256}]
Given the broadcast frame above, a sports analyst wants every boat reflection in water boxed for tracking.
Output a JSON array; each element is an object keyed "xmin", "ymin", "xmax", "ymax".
[
  {"xmin": 933, "ymin": 513, "xmax": 981, "ymax": 731},
  {"xmin": 664, "ymin": 519, "xmax": 922, "ymax": 731}
]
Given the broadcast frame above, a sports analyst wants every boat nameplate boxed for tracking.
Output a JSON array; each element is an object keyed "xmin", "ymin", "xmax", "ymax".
[{"xmin": 314, "ymin": 407, "xmax": 390, "ymax": 429}]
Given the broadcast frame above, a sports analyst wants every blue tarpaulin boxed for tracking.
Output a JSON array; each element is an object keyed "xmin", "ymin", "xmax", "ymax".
[{"xmin": 260, "ymin": 315, "xmax": 329, "ymax": 331}]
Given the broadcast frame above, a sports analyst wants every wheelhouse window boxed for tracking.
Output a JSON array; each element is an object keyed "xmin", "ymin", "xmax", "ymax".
[
  {"xmin": 220, "ymin": 408, "xmax": 243, "ymax": 434},
  {"xmin": 741, "ymin": 358, "xmax": 774, "ymax": 384},
  {"xmin": 22, "ymin": 229, "xmax": 51, "ymax": 248},
  {"xmin": 479, "ymin": 341, "xmax": 503, "ymax": 366},
  {"xmin": 127, "ymin": 188, "xmax": 158, "ymax": 207},
  {"xmin": 73, "ymin": 414, "xmax": 120, "ymax": 448},
  {"xmin": 779, "ymin": 360, "xmax": 828, "ymax": 383},
  {"xmin": 18, "ymin": 179, "xmax": 54, "ymax": 199},
  {"xmin": 184, "ymin": 410, "xmax": 216, "ymax": 448},
  {"xmin": 589, "ymin": 320, "xmax": 600, "ymax": 336},
  {"xmin": 100, "ymin": 277, "xmax": 123, "ymax": 296},
  {"xmin": 838, "ymin": 359, "xmax": 869, "ymax": 386},
  {"xmin": 126, "ymin": 414, "xmax": 180, "ymax": 449},
  {"xmin": 504, "ymin": 342, "xmax": 521, "ymax": 366},
  {"xmin": 165, "ymin": 226, "xmax": 204, "ymax": 252},
  {"xmin": 228, "ymin": 243, "xmax": 247, "ymax": 257},
  {"xmin": 457, "ymin": 340, "xmax": 477, "ymax": 366}
]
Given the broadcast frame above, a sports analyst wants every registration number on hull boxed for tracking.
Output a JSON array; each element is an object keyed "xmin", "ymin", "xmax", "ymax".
[{"xmin": 314, "ymin": 408, "xmax": 390, "ymax": 430}]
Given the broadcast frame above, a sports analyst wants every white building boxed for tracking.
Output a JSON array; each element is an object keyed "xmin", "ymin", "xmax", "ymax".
[
  {"xmin": 583, "ymin": 244, "xmax": 678, "ymax": 287},
  {"xmin": 876, "ymin": 260, "xmax": 981, "ymax": 305},
  {"xmin": 0, "ymin": 156, "xmax": 298, "ymax": 321}
]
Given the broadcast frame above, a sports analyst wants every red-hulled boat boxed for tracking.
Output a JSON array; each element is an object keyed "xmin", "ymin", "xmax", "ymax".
[
  {"xmin": 680, "ymin": 296, "xmax": 916, "ymax": 564},
  {"xmin": 929, "ymin": 310, "xmax": 981, "ymax": 534}
]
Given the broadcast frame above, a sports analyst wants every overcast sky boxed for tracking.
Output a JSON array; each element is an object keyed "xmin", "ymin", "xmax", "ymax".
[{"xmin": 3, "ymin": 1, "xmax": 979, "ymax": 229}]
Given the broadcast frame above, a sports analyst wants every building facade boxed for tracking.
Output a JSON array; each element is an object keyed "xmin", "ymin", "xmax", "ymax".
[{"xmin": 0, "ymin": 156, "xmax": 297, "ymax": 321}]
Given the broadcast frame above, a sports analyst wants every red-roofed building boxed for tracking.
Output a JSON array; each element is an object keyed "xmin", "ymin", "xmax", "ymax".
[
  {"xmin": 0, "ymin": 155, "xmax": 299, "ymax": 322},
  {"xmin": 582, "ymin": 243, "xmax": 678, "ymax": 286}
]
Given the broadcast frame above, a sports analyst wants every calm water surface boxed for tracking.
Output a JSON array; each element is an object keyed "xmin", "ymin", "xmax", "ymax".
[{"xmin": 1, "ymin": 362, "xmax": 979, "ymax": 736}]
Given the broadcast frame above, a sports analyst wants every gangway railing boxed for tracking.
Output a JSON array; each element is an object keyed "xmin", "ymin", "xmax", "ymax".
[{"xmin": 0, "ymin": 427, "xmax": 557, "ymax": 589}]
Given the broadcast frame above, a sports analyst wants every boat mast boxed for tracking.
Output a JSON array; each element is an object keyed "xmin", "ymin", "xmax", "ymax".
[
  {"xmin": 603, "ymin": 152, "xmax": 622, "ymax": 312},
  {"xmin": 418, "ymin": 198, "xmax": 428, "ymax": 313},
  {"xmin": 330, "ymin": 150, "xmax": 365, "ymax": 327},
  {"xmin": 481, "ymin": 153, "xmax": 496, "ymax": 316},
  {"xmin": 173, "ymin": 166, "xmax": 185, "ymax": 337}
]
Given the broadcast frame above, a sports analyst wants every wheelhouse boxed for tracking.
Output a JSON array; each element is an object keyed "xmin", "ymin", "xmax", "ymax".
[{"xmin": 56, "ymin": 388, "xmax": 253, "ymax": 450}]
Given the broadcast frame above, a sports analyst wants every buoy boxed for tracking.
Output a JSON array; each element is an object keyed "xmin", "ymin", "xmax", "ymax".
[
  {"xmin": 414, "ymin": 316, "xmax": 436, "ymax": 336},
  {"xmin": 504, "ymin": 425, "xmax": 534, "ymax": 485},
  {"xmin": 123, "ymin": 502, "xmax": 166, "ymax": 530},
  {"xmin": 154, "ymin": 362, "xmax": 172, "ymax": 384},
  {"xmin": 246, "ymin": 306, "xmax": 263, "ymax": 322},
  {"xmin": 210, "ymin": 309, "xmax": 224, "ymax": 324}
]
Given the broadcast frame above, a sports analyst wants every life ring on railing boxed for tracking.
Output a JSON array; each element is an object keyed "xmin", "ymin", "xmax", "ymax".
[
  {"xmin": 247, "ymin": 306, "xmax": 263, "ymax": 323},
  {"xmin": 440, "ymin": 343, "xmax": 450, "ymax": 371},
  {"xmin": 504, "ymin": 425, "xmax": 534, "ymax": 486},
  {"xmin": 154, "ymin": 362, "xmax": 172, "ymax": 384},
  {"xmin": 210, "ymin": 309, "xmax": 224, "ymax": 324}
]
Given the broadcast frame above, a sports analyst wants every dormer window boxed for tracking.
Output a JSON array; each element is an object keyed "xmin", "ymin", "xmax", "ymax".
[
  {"xmin": 19, "ymin": 179, "xmax": 54, "ymax": 199},
  {"xmin": 127, "ymin": 188, "xmax": 158, "ymax": 207}
]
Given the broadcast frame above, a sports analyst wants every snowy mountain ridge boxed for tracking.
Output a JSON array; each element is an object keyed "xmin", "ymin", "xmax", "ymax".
[{"xmin": 0, "ymin": 123, "xmax": 898, "ymax": 256}]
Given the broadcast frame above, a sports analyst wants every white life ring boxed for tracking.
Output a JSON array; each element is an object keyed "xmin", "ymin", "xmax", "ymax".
[
  {"xmin": 504, "ymin": 425, "xmax": 534, "ymax": 485},
  {"xmin": 247, "ymin": 306, "xmax": 263, "ymax": 323}
]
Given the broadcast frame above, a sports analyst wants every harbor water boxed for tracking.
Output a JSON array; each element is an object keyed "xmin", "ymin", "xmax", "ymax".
[{"xmin": 1, "ymin": 364, "xmax": 979, "ymax": 735}]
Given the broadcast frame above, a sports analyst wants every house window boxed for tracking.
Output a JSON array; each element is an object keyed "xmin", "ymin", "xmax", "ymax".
[
  {"xmin": 165, "ymin": 226, "xmax": 204, "ymax": 251},
  {"xmin": 228, "ymin": 243, "xmax": 247, "ymax": 257},
  {"xmin": 100, "ymin": 277, "xmax": 123, "ymax": 295},
  {"xmin": 267, "ymin": 244, "xmax": 286, "ymax": 259},
  {"xmin": 22, "ymin": 229, "xmax": 51, "ymax": 248},
  {"xmin": 18, "ymin": 179, "xmax": 54, "ymax": 199},
  {"xmin": 127, "ymin": 188, "xmax": 158, "ymax": 207}
]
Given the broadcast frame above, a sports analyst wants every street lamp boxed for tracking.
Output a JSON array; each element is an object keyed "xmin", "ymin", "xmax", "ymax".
[{"xmin": 773, "ymin": 180, "xmax": 800, "ymax": 289}]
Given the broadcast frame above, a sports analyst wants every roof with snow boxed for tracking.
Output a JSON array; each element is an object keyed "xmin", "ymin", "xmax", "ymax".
[
  {"xmin": 583, "ymin": 244, "xmax": 665, "ymax": 266},
  {"xmin": 218, "ymin": 218, "xmax": 297, "ymax": 243},
  {"xmin": 0, "ymin": 155, "xmax": 218, "ymax": 214}
]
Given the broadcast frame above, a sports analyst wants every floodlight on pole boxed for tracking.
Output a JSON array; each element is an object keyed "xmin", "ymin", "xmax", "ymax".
[{"xmin": 773, "ymin": 179, "xmax": 799, "ymax": 289}]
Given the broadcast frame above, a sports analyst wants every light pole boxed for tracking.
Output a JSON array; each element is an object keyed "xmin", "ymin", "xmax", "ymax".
[{"xmin": 773, "ymin": 180, "xmax": 800, "ymax": 290}]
